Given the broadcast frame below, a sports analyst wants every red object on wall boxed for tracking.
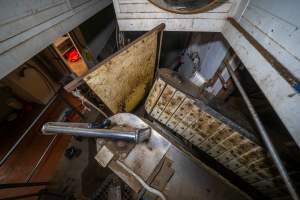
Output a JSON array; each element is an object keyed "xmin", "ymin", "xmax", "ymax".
[{"xmin": 65, "ymin": 48, "xmax": 80, "ymax": 62}]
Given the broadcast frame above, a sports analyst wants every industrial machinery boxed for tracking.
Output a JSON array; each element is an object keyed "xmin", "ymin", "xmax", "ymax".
[
  {"xmin": 1, "ymin": 1, "xmax": 299, "ymax": 199},
  {"xmin": 62, "ymin": 24, "xmax": 300, "ymax": 200}
]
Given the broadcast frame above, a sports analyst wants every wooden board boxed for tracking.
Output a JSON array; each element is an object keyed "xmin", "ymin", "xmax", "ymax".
[
  {"xmin": 52, "ymin": 35, "xmax": 88, "ymax": 77},
  {"xmin": 82, "ymin": 24, "xmax": 164, "ymax": 113}
]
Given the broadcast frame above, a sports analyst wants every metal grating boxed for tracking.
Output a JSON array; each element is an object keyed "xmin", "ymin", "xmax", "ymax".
[{"xmin": 145, "ymin": 72, "xmax": 294, "ymax": 199}]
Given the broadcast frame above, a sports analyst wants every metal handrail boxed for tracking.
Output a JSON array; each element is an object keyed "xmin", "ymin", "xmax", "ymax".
[
  {"xmin": 0, "ymin": 94, "xmax": 58, "ymax": 167},
  {"xmin": 226, "ymin": 64, "xmax": 299, "ymax": 200},
  {"xmin": 25, "ymin": 106, "xmax": 72, "ymax": 182},
  {"xmin": 0, "ymin": 94, "xmax": 74, "ymax": 200}
]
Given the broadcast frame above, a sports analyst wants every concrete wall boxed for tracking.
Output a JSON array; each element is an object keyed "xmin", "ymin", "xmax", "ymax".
[{"xmin": 0, "ymin": 0, "xmax": 112, "ymax": 79}]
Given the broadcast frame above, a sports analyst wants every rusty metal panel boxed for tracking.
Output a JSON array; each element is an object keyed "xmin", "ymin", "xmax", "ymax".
[
  {"xmin": 173, "ymin": 103, "xmax": 200, "ymax": 135},
  {"xmin": 82, "ymin": 24, "xmax": 165, "ymax": 113},
  {"xmin": 150, "ymin": 84, "xmax": 176, "ymax": 119},
  {"xmin": 145, "ymin": 78, "xmax": 166, "ymax": 113},
  {"xmin": 165, "ymin": 98, "xmax": 195, "ymax": 130},
  {"xmin": 207, "ymin": 143, "xmax": 228, "ymax": 158},
  {"xmin": 158, "ymin": 90, "xmax": 186, "ymax": 124},
  {"xmin": 144, "ymin": 69, "xmax": 285, "ymax": 198},
  {"xmin": 189, "ymin": 133, "xmax": 205, "ymax": 146},
  {"xmin": 180, "ymin": 111, "xmax": 202, "ymax": 140}
]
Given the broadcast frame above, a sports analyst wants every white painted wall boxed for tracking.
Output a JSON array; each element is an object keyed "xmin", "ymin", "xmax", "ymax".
[
  {"xmin": 0, "ymin": 0, "xmax": 112, "ymax": 79},
  {"xmin": 199, "ymin": 34, "xmax": 229, "ymax": 79},
  {"xmin": 237, "ymin": 0, "xmax": 300, "ymax": 80},
  {"xmin": 222, "ymin": 0, "xmax": 300, "ymax": 147},
  {"xmin": 112, "ymin": 0, "xmax": 238, "ymax": 32},
  {"xmin": 182, "ymin": 33, "xmax": 229, "ymax": 80}
]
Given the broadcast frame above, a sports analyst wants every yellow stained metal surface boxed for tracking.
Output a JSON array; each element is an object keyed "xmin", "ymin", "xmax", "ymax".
[{"xmin": 84, "ymin": 31, "xmax": 158, "ymax": 113}]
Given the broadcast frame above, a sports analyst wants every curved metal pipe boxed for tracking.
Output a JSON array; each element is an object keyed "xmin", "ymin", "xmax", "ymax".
[
  {"xmin": 116, "ymin": 160, "xmax": 167, "ymax": 200},
  {"xmin": 0, "ymin": 94, "xmax": 58, "ymax": 167}
]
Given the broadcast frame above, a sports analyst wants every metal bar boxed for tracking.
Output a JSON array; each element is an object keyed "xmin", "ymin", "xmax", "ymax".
[
  {"xmin": 0, "ymin": 94, "xmax": 58, "ymax": 167},
  {"xmin": 226, "ymin": 65, "xmax": 300, "ymax": 200},
  {"xmin": 0, "ymin": 182, "xmax": 48, "ymax": 189},
  {"xmin": 42, "ymin": 122, "xmax": 151, "ymax": 143},
  {"xmin": 25, "ymin": 135, "xmax": 57, "ymax": 183},
  {"xmin": 64, "ymin": 23, "xmax": 166, "ymax": 92}
]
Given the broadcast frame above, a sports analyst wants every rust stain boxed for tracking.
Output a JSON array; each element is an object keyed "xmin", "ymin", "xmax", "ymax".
[
  {"xmin": 84, "ymin": 32, "xmax": 158, "ymax": 113},
  {"xmin": 145, "ymin": 77, "xmax": 284, "ymax": 197}
]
